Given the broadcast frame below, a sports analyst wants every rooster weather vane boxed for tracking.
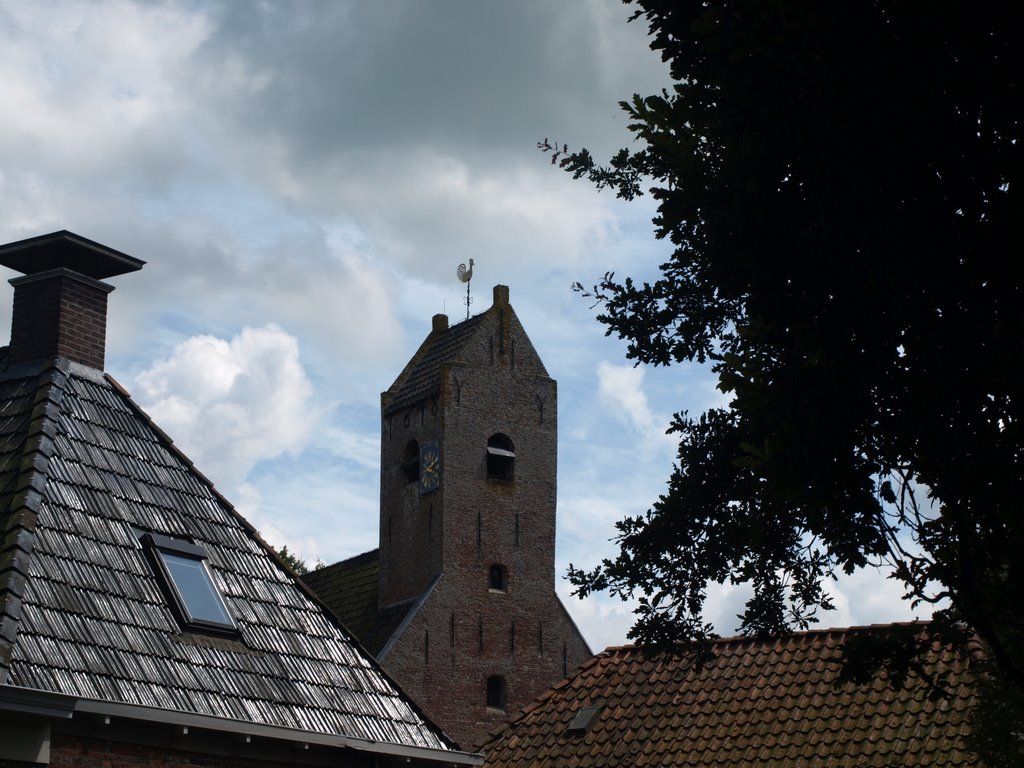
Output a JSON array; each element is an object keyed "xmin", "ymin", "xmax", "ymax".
[{"xmin": 457, "ymin": 258, "xmax": 474, "ymax": 320}]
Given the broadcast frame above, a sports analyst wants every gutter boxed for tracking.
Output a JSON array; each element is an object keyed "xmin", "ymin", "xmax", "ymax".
[{"xmin": 0, "ymin": 685, "xmax": 483, "ymax": 767}]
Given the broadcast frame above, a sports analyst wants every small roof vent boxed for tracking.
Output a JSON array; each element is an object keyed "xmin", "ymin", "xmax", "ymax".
[{"xmin": 566, "ymin": 705, "xmax": 602, "ymax": 734}]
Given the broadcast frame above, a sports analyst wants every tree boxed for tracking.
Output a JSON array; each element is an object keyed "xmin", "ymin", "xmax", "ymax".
[
  {"xmin": 553, "ymin": 0, "xmax": 1023, "ymax": 735},
  {"xmin": 276, "ymin": 544, "xmax": 309, "ymax": 575}
]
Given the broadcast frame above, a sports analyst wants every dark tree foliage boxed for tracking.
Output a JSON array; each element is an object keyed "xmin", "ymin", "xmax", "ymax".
[
  {"xmin": 275, "ymin": 545, "xmax": 308, "ymax": 575},
  {"xmin": 554, "ymin": 0, "xmax": 1023, "ymax": 740}
]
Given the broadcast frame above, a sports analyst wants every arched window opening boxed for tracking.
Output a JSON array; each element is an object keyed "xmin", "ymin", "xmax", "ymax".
[
  {"xmin": 486, "ymin": 675, "xmax": 507, "ymax": 712},
  {"xmin": 402, "ymin": 439, "xmax": 419, "ymax": 483},
  {"xmin": 486, "ymin": 433, "xmax": 515, "ymax": 482},
  {"xmin": 489, "ymin": 564, "xmax": 507, "ymax": 592}
]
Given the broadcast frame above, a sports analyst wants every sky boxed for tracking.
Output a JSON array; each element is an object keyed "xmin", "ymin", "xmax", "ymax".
[{"xmin": 0, "ymin": 0, "xmax": 923, "ymax": 653}]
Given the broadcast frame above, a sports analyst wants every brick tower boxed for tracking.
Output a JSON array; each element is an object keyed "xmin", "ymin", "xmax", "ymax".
[{"xmin": 304, "ymin": 285, "xmax": 591, "ymax": 749}]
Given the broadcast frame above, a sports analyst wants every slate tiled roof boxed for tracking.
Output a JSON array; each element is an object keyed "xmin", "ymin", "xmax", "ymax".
[
  {"xmin": 481, "ymin": 625, "xmax": 977, "ymax": 767},
  {"xmin": 383, "ymin": 314, "xmax": 487, "ymax": 416},
  {"xmin": 301, "ymin": 549, "xmax": 415, "ymax": 658},
  {"xmin": 0, "ymin": 357, "xmax": 454, "ymax": 752}
]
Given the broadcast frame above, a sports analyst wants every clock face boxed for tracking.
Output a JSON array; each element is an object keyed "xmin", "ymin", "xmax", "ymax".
[{"xmin": 419, "ymin": 440, "xmax": 441, "ymax": 494}]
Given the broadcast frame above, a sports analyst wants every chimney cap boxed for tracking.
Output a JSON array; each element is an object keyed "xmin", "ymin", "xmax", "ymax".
[{"xmin": 0, "ymin": 230, "xmax": 145, "ymax": 280}]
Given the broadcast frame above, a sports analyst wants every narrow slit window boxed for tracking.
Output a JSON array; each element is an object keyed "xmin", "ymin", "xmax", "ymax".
[
  {"xmin": 489, "ymin": 563, "xmax": 507, "ymax": 592},
  {"xmin": 486, "ymin": 433, "xmax": 515, "ymax": 482},
  {"xmin": 142, "ymin": 532, "xmax": 236, "ymax": 635},
  {"xmin": 487, "ymin": 675, "xmax": 507, "ymax": 712},
  {"xmin": 402, "ymin": 439, "xmax": 420, "ymax": 483}
]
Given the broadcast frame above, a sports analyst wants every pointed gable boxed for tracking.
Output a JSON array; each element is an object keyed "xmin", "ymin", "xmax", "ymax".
[{"xmin": 382, "ymin": 285, "xmax": 549, "ymax": 418}]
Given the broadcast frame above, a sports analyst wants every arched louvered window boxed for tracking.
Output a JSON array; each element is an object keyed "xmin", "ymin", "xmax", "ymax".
[{"xmin": 486, "ymin": 433, "xmax": 514, "ymax": 482}]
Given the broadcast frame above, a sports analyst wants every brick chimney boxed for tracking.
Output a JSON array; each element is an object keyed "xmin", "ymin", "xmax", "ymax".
[{"xmin": 0, "ymin": 231, "xmax": 145, "ymax": 370}]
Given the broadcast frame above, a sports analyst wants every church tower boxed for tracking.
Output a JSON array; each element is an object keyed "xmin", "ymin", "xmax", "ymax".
[
  {"xmin": 304, "ymin": 285, "xmax": 591, "ymax": 749},
  {"xmin": 379, "ymin": 284, "xmax": 555, "ymax": 607}
]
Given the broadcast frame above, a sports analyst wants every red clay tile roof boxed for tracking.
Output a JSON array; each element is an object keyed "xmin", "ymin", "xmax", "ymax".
[{"xmin": 480, "ymin": 624, "xmax": 977, "ymax": 767}]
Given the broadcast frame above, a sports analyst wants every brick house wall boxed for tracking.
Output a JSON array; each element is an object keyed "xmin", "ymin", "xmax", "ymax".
[
  {"xmin": 40, "ymin": 729, "xmax": 378, "ymax": 768},
  {"xmin": 49, "ymin": 735, "xmax": 311, "ymax": 768}
]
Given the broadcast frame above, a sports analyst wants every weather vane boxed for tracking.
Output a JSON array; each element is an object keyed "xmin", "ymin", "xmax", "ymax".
[{"xmin": 457, "ymin": 258, "xmax": 474, "ymax": 320}]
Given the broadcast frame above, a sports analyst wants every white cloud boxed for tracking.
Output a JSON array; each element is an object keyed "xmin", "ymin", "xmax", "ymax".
[
  {"xmin": 0, "ymin": 0, "xmax": 209, "ymax": 179},
  {"xmin": 133, "ymin": 324, "xmax": 317, "ymax": 491},
  {"xmin": 556, "ymin": 578, "xmax": 637, "ymax": 653},
  {"xmin": 828, "ymin": 567, "xmax": 924, "ymax": 627},
  {"xmin": 0, "ymin": 0, "xmax": 919, "ymax": 648},
  {"xmin": 597, "ymin": 360, "xmax": 659, "ymax": 434}
]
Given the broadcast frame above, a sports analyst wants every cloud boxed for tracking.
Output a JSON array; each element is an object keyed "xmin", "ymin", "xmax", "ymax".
[
  {"xmin": 193, "ymin": 1, "xmax": 669, "ymax": 164},
  {"xmin": 597, "ymin": 360, "xmax": 659, "ymax": 434},
  {"xmin": 0, "ymin": 0, "xmax": 920, "ymax": 644},
  {"xmin": 133, "ymin": 325, "xmax": 317, "ymax": 491},
  {"xmin": 557, "ymin": 578, "xmax": 637, "ymax": 653},
  {"xmin": 238, "ymin": 418, "xmax": 383, "ymax": 567},
  {"xmin": 827, "ymin": 567, "xmax": 924, "ymax": 627},
  {"xmin": 0, "ymin": 1, "xmax": 210, "ymax": 184}
]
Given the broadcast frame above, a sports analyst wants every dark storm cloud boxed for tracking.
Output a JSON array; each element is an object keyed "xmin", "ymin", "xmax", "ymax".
[{"xmin": 194, "ymin": 1, "xmax": 663, "ymax": 167}]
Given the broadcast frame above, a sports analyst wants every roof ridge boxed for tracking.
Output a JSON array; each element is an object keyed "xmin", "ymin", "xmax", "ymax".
[
  {"xmin": 594, "ymin": 620, "xmax": 937, "ymax": 655},
  {"xmin": 317, "ymin": 547, "xmax": 379, "ymax": 573},
  {"xmin": 378, "ymin": 573, "xmax": 442, "ymax": 661},
  {"xmin": 0, "ymin": 362, "xmax": 70, "ymax": 683},
  {"xmin": 103, "ymin": 373, "xmax": 370, "ymax": 624}
]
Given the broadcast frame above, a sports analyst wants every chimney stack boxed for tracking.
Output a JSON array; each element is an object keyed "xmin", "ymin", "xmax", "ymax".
[{"xmin": 0, "ymin": 231, "xmax": 145, "ymax": 370}]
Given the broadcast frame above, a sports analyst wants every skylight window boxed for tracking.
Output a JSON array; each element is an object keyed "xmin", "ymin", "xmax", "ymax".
[{"xmin": 141, "ymin": 532, "xmax": 236, "ymax": 635}]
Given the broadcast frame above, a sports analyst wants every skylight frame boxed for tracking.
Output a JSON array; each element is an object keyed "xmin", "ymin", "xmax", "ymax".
[{"xmin": 141, "ymin": 532, "xmax": 238, "ymax": 637}]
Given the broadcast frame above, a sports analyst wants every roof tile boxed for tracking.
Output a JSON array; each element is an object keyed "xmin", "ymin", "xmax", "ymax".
[
  {"xmin": 0, "ymin": 362, "xmax": 456, "ymax": 752},
  {"xmin": 383, "ymin": 315, "xmax": 489, "ymax": 416},
  {"xmin": 482, "ymin": 625, "xmax": 977, "ymax": 767}
]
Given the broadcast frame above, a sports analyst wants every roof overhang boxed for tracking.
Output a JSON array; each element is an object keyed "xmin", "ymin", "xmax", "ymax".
[
  {"xmin": 0, "ymin": 230, "xmax": 145, "ymax": 279},
  {"xmin": 0, "ymin": 685, "xmax": 482, "ymax": 767}
]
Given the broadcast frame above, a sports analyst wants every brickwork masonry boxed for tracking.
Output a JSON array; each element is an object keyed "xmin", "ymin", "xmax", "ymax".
[{"xmin": 377, "ymin": 293, "xmax": 591, "ymax": 749}]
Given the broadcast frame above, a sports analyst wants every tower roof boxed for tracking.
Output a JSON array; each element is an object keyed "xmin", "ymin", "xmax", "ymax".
[
  {"xmin": 382, "ymin": 285, "xmax": 545, "ymax": 417},
  {"xmin": 383, "ymin": 313, "xmax": 488, "ymax": 416}
]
